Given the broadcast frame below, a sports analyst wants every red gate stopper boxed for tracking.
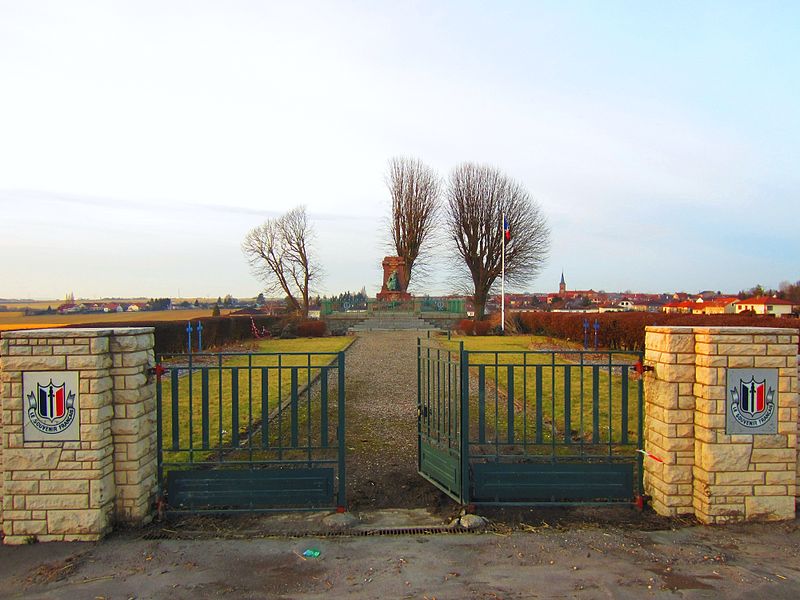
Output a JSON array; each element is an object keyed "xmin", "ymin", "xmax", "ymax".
[
  {"xmin": 633, "ymin": 360, "xmax": 653, "ymax": 375},
  {"xmin": 153, "ymin": 363, "xmax": 167, "ymax": 378}
]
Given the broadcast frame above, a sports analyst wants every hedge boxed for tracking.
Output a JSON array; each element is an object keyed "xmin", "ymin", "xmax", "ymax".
[
  {"xmin": 73, "ymin": 315, "xmax": 281, "ymax": 355},
  {"xmin": 512, "ymin": 312, "xmax": 800, "ymax": 351}
]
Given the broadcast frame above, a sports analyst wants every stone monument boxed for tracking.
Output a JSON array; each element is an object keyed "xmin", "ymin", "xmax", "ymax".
[{"xmin": 376, "ymin": 256, "xmax": 412, "ymax": 302}]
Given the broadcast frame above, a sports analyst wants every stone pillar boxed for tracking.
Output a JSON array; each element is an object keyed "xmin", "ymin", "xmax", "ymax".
[
  {"xmin": 0, "ymin": 328, "xmax": 156, "ymax": 544},
  {"xmin": 110, "ymin": 330, "xmax": 158, "ymax": 524},
  {"xmin": 644, "ymin": 326, "xmax": 798, "ymax": 524},
  {"xmin": 643, "ymin": 327, "xmax": 696, "ymax": 516}
]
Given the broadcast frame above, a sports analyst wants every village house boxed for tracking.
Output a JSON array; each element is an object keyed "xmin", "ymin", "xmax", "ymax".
[{"xmin": 734, "ymin": 296, "xmax": 795, "ymax": 316}]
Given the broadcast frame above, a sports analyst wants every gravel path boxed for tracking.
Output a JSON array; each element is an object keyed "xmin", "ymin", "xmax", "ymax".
[{"xmin": 343, "ymin": 331, "xmax": 451, "ymax": 510}]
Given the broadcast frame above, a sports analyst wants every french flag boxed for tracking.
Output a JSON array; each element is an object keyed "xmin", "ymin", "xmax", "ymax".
[{"xmin": 503, "ymin": 216, "xmax": 511, "ymax": 241}]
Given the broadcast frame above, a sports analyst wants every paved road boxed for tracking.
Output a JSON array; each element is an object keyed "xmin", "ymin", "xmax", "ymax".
[{"xmin": 0, "ymin": 518, "xmax": 798, "ymax": 599}]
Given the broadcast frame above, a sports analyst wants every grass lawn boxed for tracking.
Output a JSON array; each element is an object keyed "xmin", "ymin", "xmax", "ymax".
[
  {"xmin": 425, "ymin": 334, "xmax": 643, "ymax": 457},
  {"xmin": 160, "ymin": 336, "xmax": 352, "ymax": 466}
]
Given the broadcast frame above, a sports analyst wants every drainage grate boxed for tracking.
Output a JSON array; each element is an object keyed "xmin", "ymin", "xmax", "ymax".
[{"xmin": 141, "ymin": 524, "xmax": 497, "ymax": 540}]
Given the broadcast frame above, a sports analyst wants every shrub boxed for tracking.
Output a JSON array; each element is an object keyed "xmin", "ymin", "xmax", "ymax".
[
  {"xmin": 458, "ymin": 319, "xmax": 475, "ymax": 335},
  {"xmin": 296, "ymin": 319, "xmax": 327, "ymax": 337},
  {"xmin": 456, "ymin": 318, "xmax": 495, "ymax": 336},
  {"xmin": 512, "ymin": 312, "xmax": 800, "ymax": 351},
  {"xmin": 473, "ymin": 320, "xmax": 492, "ymax": 336}
]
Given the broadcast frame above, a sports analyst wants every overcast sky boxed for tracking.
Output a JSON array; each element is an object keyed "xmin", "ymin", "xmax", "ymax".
[{"xmin": 1, "ymin": 1, "xmax": 798, "ymax": 300}]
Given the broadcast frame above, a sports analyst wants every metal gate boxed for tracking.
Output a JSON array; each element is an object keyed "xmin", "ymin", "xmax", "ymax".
[
  {"xmin": 418, "ymin": 340, "xmax": 644, "ymax": 505},
  {"xmin": 155, "ymin": 350, "xmax": 345, "ymax": 513},
  {"xmin": 417, "ymin": 338, "xmax": 466, "ymax": 502}
]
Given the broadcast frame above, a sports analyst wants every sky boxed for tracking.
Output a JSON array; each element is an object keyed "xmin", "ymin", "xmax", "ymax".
[{"xmin": 1, "ymin": 1, "xmax": 798, "ymax": 300}]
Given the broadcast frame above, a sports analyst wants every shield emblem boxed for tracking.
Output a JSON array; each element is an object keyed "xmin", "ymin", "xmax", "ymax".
[
  {"xmin": 37, "ymin": 381, "xmax": 66, "ymax": 421},
  {"xmin": 738, "ymin": 377, "xmax": 766, "ymax": 416}
]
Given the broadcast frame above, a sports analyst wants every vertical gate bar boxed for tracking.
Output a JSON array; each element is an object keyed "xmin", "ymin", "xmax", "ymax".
[
  {"xmin": 637, "ymin": 352, "xmax": 644, "ymax": 496},
  {"xmin": 416, "ymin": 338, "xmax": 421, "ymax": 473},
  {"xmin": 523, "ymin": 354, "xmax": 528, "ymax": 449},
  {"xmin": 321, "ymin": 368, "xmax": 329, "ymax": 448},
  {"xmin": 460, "ymin": 344, "xmax": 469, "ymax": 503},
  {"xmin": 621, "ymin": 360, "xmax": 629, "ymax": 445},
  {"xmin": 337, "ymin": 351, "xmax": 346, "ymax": 508},
  {"xmin": 478, "ymin": 365, "xmax": 486, "ymax": 444},
  {"xmin": 248, "ymin": 354, "xmax": 253, "ymax": 463},
  {"xmin": 290, "ymin": 367, "xmax": 299, "ymax": 447},
  {"xmin": 447, "ymin": 348, "xmax": 453, "ymax": 446},
  {"xmin": 307, "ymin": 354, "xmax": 312, "ymax": 464},
  {"xmin": 201, "ymin": 368, "xmax": 210, "ymax": 449},
  {"xmin": 535, "ymin": 366, "xmax": 543, "ymax": 444},
  {"xmin": 608, "ymin": 353, "xmax": 613, "ymax": 456},
  {"xmin": 592, "ymin": 365, "xmax": 600, "ymax": 444},
  {"xmin": 261, "ymin": 367, "xmax": 269, "ymax": 448},
  {"xmin": 217, "ymin": 355, "xmax": 223, "ymax": 462},
  {"xmin": 507, "ymin": 365, "xmax": 514, "ymax": 445},
  {"xmin": 494, "ymin": 353, "xmax": 499, "ymax": 455},
  {"xmin": 426, "ymin": 342, "xmax": 431, "ymax": 438},
  {"xmin": 188, "ymin": 353, "xmax": 194, "ymax": 462},
  {"xmin": 564, "ymin": 365, "xmax": 571, "ymax": 445},
  {"xmin": 231, "ymin": 367, "xmax": 240, "ymax": 446},
  {"xmin": 170, "ymin": 370, "xmax": 179, "ymax": 451},
  {"xmin": 551, "ymin": 352, "xmax": 556, "ymax": 455},
  {"xmin": 436, "ymin": 348, "xmax": 441, "ymax": 443},
  {"xmin": 579, "ymin": 354, "xmax": 585, "ymax": 456},
  {"xmin": 277, "ymin": 354, "xmax": 283, "ymax": 460},
  {"xmin": 156, "ymin": 368, "xmax": 163, "ymax": 491}
]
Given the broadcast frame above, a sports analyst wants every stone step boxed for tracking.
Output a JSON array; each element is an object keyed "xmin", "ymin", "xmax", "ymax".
[{"xmin": 350, "ymin": 315, "xmax": 438, "ymax": 332}]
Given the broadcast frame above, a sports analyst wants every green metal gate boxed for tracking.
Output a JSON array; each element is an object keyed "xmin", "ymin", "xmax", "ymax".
[
  {"xmin": 418, "ymin": 340, "xmax": 644, "ymax": 505},
  {"xmin": 155, "ymin": 350, "xmax": 346, "ymax": 513},
  {"xmin": 417, "ymin": 338, "xmax": 467, "ymax": 502}
]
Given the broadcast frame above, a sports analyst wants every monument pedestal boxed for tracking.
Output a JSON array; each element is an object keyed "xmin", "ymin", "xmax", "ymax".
[{"xmin": 376, "ymin": 256, "xmax": 412, "ymax": 302}]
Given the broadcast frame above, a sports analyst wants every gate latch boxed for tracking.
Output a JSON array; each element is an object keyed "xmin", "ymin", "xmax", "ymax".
[{"xmin": 418, "ymin": 406, "xmax": 428, "ymax": 418}]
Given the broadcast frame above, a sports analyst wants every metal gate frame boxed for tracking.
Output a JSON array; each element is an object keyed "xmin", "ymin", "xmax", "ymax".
[
  {"xmin": 418, "ymin": 338, "xmax": 645, "ymax": 505},
  {"xmin": 155, "ymin": 350, "xmax": 346, "ymax": 513}
]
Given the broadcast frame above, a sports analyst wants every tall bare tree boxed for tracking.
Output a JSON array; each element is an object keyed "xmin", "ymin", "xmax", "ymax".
[
  {"xmin": 386, "ymin": 157, "xmax": 440, "ymax": 289},
  {"xmin": 242, "ymin": 206, "xmax": 320, "ymax": 317},
  {"xmin": 445, "ymin": 163, "xmax": 550, "ymax": 321}
]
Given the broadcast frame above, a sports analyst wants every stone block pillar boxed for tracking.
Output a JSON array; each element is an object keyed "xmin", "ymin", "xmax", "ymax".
[
  {"xmin": 644, "ymin": 326, "xmax": 798, "ymax": 524},
  {"xmin": 0, "ymin": 328, "xmax": 157, "ymax": 544},
  {"xmin": 110, "ymin": 330, "xmax": 158, "ymax": 524},
  {"xmin": 642, "ymin": 327, "xmax": 696, "ymax": 516}
]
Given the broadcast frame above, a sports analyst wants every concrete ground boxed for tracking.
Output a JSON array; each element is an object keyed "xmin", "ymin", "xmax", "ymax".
[{"xmin": 1, "ymin": 510, "xmax": 798, "ymax": 599}]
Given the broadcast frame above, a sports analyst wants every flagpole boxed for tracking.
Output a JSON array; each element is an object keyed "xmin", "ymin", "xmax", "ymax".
[{"xmin": 501, "ymin": 213, "xmax": 505, "ymax": 333}]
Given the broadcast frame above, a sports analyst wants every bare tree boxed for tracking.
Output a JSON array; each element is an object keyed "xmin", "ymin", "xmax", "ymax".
[
  {"xmin": 386, "ymin": 157, "xmax": 440, "ymax": 289},
  {"xmin": 242, "ymin": 206, "xmax": 320, "ymax": 317},
  {"xmin": 445, "ymin": 163, "xmax": 550, "ymax": 321}
]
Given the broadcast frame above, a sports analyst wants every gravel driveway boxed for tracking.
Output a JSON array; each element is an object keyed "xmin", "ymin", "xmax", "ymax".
[{"xmin": 343, "ymin": 331, "xmax": 452, "ymax": 511}]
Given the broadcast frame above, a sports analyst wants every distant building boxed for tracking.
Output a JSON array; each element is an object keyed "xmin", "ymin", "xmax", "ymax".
[{"xmin": 734, "ymin": 296, "xmax": 794, "ymax": 317}]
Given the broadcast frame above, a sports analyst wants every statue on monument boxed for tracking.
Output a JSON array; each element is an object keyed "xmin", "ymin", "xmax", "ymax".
[{"xmin": 387, "ymin": 270, "xmax": 399, "ymax": 291}]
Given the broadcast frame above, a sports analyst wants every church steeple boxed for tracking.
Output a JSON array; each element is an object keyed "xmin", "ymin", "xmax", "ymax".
[{"xmin": 559, "ymin": 271, "xmax": 566, "ymax": 295}]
